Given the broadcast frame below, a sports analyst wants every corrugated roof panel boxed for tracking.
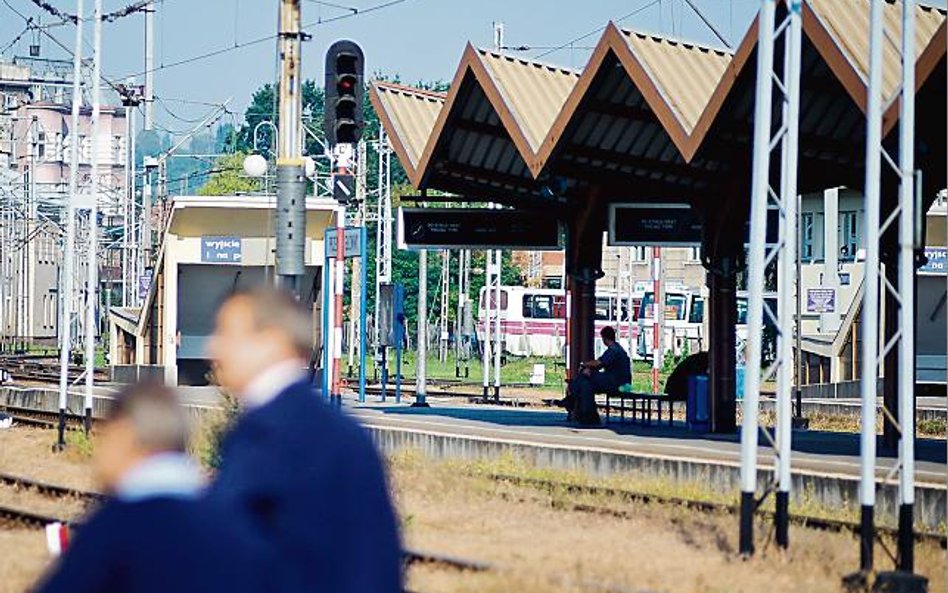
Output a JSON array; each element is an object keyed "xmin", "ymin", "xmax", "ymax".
[
  {"xmin": 807, "ymin": 0, "xmax": 946, "ymax": 98},
  {"xmin": 622, "ymin": 30, "xmax": 732, "ymax": 135},
  {"xmin": 476, "ymin": 49, "xmax": 579, "ymax": 152},
  {"xmin": 373, "ymin": 83, "xmax": 445, "ymax": 168}
]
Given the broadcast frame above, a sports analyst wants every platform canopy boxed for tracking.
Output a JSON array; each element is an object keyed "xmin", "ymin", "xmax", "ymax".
[{"xmin": 370, "ymin": 0, "xmax": 947, "ymax": 212}]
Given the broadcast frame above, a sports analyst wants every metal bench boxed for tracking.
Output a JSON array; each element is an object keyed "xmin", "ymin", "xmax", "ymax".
[{"xmin": 602, "ymin": 388, "xmax": 677, "ymax": 426}]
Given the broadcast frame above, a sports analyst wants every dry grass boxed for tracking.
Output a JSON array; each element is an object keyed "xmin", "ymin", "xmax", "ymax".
[
  {"xmin": 0, "ymin": 427, "xmax": 95, "ymax": 490},
  {"xmin": 0, "ymin": 531, "xmax": 49, "ymax": 593},
  {"xmin": 391, "ymin": 451, "xmax": 947, "ymax": 593},
  {"xmin": 0, "ymin": 427, "xmax": 945, "ymax": 593}
]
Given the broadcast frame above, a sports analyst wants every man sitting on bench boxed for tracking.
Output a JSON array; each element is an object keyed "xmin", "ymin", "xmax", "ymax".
[{"xmin": 557, "ymin": 326, "xmax": 632, "ymax": 425}]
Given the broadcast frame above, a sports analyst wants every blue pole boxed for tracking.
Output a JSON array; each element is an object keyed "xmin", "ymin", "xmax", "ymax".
[
  {"xmin": 322, "ymin": 246, "xmax": 331, "ymax": 401},
  {"xmin": 359, "ymin": 226, "xmax": 367, "ymax": 403},
  {"xmin": 395, "ymin": 318, "xmax": 403, "ymax": 404}
]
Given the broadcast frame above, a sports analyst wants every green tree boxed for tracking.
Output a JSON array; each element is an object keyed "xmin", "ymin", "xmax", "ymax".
[{"xmin": 196, "ymin": 153, "xmax": 259, "ymax": 196}]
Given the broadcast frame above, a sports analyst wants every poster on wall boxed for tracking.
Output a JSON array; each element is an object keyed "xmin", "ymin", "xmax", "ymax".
[{"xmin": 806, "ymin": 288, "xmax": 836, "ymax": 313}]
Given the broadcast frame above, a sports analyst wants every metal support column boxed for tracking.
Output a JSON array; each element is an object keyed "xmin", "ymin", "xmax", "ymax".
[
  {"xmin": 57, "ymin": 0, "xmax": 84, "ymax": 449},
  {"xmin": 275, "ymin": 0, "xmax": 306, "ymax": 294},
  {"xmin": 414, "ymin": 249, "xmax": 429, "ymax": 407},
  {"xmin": 740, "ymin": 0, "xmax": 802, "ymax": 555},
  {"xmin": 83, "ymin": 0, "xmax": 104, "ymax": 435},
  {"xmin": 492, "ymin": 248, "xmax": 502, "ymax": 401}
]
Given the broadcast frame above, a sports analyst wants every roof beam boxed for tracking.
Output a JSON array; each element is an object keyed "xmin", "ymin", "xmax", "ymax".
[
  {"xmin": 562, "ymin": 143, "xmax": 719, "ymax": 182},
  {"xmin": 432, "ymin": 162, "xmax": 535, "ymax": 193}
]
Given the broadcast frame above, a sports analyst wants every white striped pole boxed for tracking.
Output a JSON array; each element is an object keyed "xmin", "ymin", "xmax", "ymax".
[
  {"xmin": 896, "ymin": 0, "xmax": 916, "ymax": 572},
  {"xmin": 740, "ymin": 0, "xmax": 777, "ymax": 557},
  {"xmin": 332, "ymin": 202, "xmax": 345, "ymax": 407},
  {"xmin": 858, "ymin": 0, "xmax": 885, "ymax": 572}
]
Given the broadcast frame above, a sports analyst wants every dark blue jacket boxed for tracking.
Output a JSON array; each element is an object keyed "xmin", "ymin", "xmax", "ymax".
[
  {"xmin": 35, "ymin": 497, "xmax": 270, "ymax": 593},
  {"xmin": 207, "ymin": 380, "xmax": 402, "ymax": 593}
]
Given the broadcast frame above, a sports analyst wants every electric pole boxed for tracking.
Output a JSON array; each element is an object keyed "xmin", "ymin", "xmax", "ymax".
[
  {"xmin": 57, "ymin": 0, "xmax": 84, "ymax": 449},
  {"xmin": 84, "ymin": 0, "xmax": 103, "ymax": 434},
  {"xmin": 275, "ymin": 0, "xmax": 307, "ymax": 295}
]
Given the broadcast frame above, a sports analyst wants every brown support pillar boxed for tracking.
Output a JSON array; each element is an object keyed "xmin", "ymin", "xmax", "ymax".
[
  {"xmin": 707, "ymin": 258, "xmax": 738, "ymax": 433},
  {"xmin": 565, "ymin": 190, "xmax": 605, "ymax": 380}
]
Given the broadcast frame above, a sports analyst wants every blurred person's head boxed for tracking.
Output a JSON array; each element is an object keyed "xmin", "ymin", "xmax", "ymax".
[
  {"xmin": 94, "ymin": 383, "xmax": 190, "ymax": 492},
  {"xmin": 206, "ymin": 286, "xmax": 312, "ymax": 397},
  {"xmin": 600, "ymin": 326, "xmax": 616, "ymax": 345}
]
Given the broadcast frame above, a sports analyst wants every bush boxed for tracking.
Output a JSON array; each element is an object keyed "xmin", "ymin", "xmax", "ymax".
[{"xmin": 189, "ymin": 373, "xmax": 240, "ymax": 470}]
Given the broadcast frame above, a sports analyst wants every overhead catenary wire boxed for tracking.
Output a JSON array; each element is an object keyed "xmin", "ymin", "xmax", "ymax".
[
  {"xmin": 24, "ymin": 0, "xmax": 161, "ymax": 24},
  {"xmin": 117, "ymin": 0, "xmax": 409, "ymax": 80},
  {"xmin": 533, "ymin": 0, "xmax": 661, "ymax": 59}
]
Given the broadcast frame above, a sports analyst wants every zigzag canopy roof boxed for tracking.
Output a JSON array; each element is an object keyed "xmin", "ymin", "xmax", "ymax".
[{"xmin": 369, "ymin": 0, "xmax": 946, "ymax": 203}]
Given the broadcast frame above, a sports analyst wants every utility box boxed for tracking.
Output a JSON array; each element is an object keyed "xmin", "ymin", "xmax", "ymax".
[
  {"xmin": 378, "ymin": 283, "xmax": 405, "ymax": 348},
  {"xmin": 687, "ymin": 374, "xmax": 710, "ymax": 433}
]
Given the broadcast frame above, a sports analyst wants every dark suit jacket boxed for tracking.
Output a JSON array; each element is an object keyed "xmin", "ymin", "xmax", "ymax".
[
  {"xmin": 35, "ymin": 497, "xmax": 270, "ymax": 593},
  {"xmin": 207, "ymin": 379, "xmax": 402, "ymax": 593}
]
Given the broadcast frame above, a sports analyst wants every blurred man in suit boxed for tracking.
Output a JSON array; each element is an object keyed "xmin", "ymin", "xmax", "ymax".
[
  {"xmin": 36, "ymin": 384, "xmax": 268, "ymax": 593},
  {"xmin": 205, "ymin": 287, "xmax": 402, "ymax": 593}
]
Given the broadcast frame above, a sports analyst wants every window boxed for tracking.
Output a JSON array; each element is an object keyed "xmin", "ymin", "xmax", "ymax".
[
  {"xmin": 687, "ymin": 246, "xmax": 701, "ymax": 262},
  {"xmin": 689, "ymin": 297, "xmax": 705, "ymax": 324},
  {"xmin": 839, "ymin": 211, "xmax": 858, "ymax": 260},
  {"xmin": 630, "ymin": 246, "xmax": 647, "ymax": 262},
  {"xmin": 479, "ymin": 289, "xmax": 508, "ymax": 312},
  {"xmin": 594, "ymin": 296, "xmax": 614, "ymax": 320},
  {"xmin": 801, "ymin": 212, "xmax": 814, "ymax": 261},
  {"xmin": 522, "ymin": 294, "xmax": 565, "ymax": 319},
  {"xmin": 639, "ymin": 293, "xmax": 688, "ymax": 321},
  {"xmin": 36, "ymin": 132, "xmax": 46, "ymax": 159}
]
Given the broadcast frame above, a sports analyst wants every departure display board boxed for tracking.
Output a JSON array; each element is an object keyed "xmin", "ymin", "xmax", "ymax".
[
  {"xmin": 608, "ymin": 204, "xmax": 701, "ymax": 246},
  {"xmin": 398, "ymin": 208, "xmax": 561, "ymax": 250}
]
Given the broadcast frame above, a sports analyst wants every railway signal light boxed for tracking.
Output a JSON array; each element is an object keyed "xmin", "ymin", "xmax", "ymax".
[{"xmin": 324, "ymin": 40, "xmax": 364, "ymax": 146}]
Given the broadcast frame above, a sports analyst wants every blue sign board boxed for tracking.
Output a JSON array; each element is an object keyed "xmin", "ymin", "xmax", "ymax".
[
  {"xmin": 920, "ymin": 247, "xmax": 947, "ymax": 275},
  {"xmin": 325, "ymin": 227, "xmax": 363, "ymax": 259},
  {"xmin": 201, "ymin": 236, "xmax": 242, "ymax": 263}
]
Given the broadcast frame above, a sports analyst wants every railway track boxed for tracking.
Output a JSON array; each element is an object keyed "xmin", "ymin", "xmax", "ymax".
[
  {"xmin": 0, "ymin": 473, "xmax": 99, "ymax": 530},
  {"xmin": 0, "ymin": 473, "xmax": 103, "ymax": 503},
  {"xmin": 0, "ymin": 405, "xmax": 90, "ymax": 429},
  {"xmin": 0, "ymin": 354, "xmax": 108, "ymax": 384},
  {"xmin": 486, "ymin": 473, "xmax": 948, "ymax": 549},
  {"xmin": 0, "ymin": 503, "xmax": 67, "ymax": 529}
]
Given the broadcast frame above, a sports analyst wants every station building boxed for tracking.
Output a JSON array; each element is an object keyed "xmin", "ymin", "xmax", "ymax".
[{"xmin": 109, "ymin": 194, "xmax": 336, "ymax": 386}]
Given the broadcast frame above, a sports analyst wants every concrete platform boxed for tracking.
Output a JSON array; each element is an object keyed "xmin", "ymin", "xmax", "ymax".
[
  {"xmin": 3, "ymin": 383, "xmax": 945, "ymax": 530},
  {"xmin": 350, "ymin": 397, "xmax": 947, "ymax": 531}
]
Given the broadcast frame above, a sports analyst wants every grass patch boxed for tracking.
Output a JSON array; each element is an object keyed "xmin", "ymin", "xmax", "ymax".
[
  {"xmin": 390, "ymin": 449, "xmax": 938, "ymax": 534},
  {"xmin": 189, "ymin": 388, "xmax": 239, "ymax": 470},
  {"xmin": 63, "ymin": 430, "xmax": 94, "ymax": 461},
  {"xmin": 365, "ymin": 354, "xmax": 668, "ymax": 394}
]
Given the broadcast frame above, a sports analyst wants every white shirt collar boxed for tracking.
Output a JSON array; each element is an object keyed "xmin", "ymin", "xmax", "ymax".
[
  {"xmin": 240, "ymin": 358, "xmax": 307, "ymax": 410},
  {"xmin": 114, "ymin": 452, "xmax": 204, "ymax": 502}
]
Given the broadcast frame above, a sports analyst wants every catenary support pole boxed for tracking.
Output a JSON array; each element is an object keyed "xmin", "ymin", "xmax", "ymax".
[
  {"xmin": 775, "ymin": 0, "xmax": 803, "ymax": 549},
  {"xmin": 493, "ymin": 249, "xmax": 502, "ymax": 401},
  {"xmin": 143, "ymin": 1, "xmax": 154, "ymax": 131},
  {"xmin": 58, "ymin": 0, "xmax": 84, "ymax": 450},
  {"xmin": 858, "ymin": 0, "xmax": 884, "ymax": 573},
  {"xmin": 740, "ymin": 0, "xmax": 777, "ymax": 557},
  {"xmin": 483, "ymin": 248, "xmax": 492, "ymax": 401},
  {"xmin": 275, "ymin": 0, "xmax": 306, "ymax": 295},
  {"xmin": 83, "ymin": 0, "xmax": 103, "ymax": 435},
  {"xmin": 896, "ymin": 0, "xmax": 916, "ymax": 572}
]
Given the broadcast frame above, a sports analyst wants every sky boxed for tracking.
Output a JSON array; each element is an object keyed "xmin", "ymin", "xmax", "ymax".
[{"xmin": 1, "ymin": 0, "xmax": 945, "ymax": 135}]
